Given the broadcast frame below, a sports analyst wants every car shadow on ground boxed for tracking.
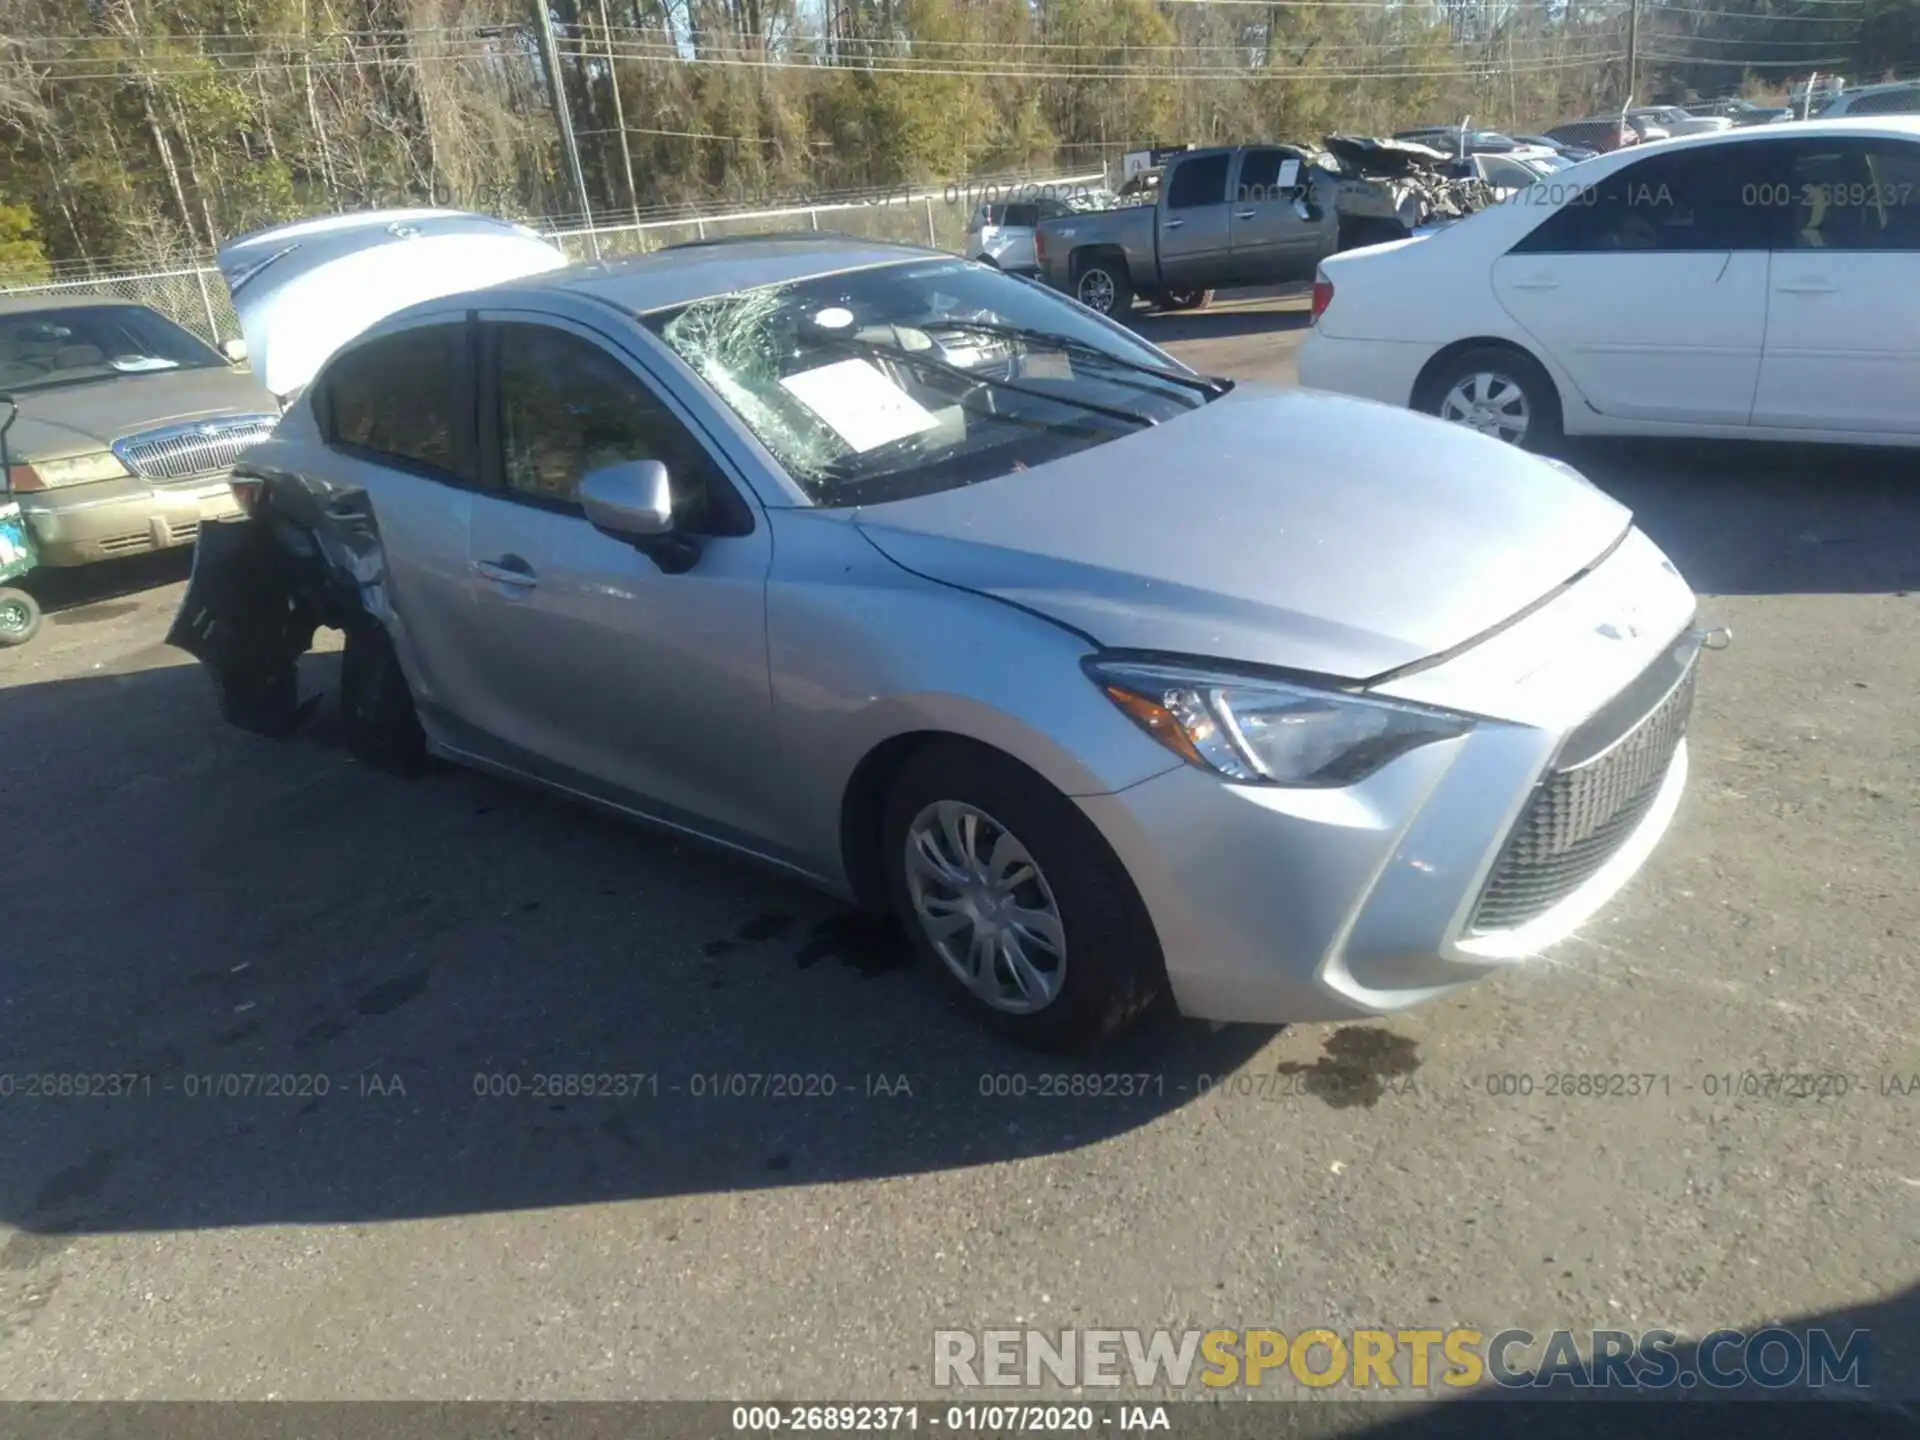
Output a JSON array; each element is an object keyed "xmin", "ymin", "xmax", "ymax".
[
  {"xmin": 1133, "ymin": 301, "xmax": 1313, "ymax": 345},
  {"xmin": 1557, "ymin": 438, "xmax": 1920, "ymax": 598},
  {"xmin": 16, "ymin": 546, "xmax": 192, "ymax": 619},
  {"xmin": 0, "ymin": 655, "xmax": 1278, "ymax": 1242}
]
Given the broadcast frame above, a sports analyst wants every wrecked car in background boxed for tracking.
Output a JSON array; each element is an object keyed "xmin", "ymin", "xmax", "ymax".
[
  {"xmin": 1318, "ymin": 134, "xmax": 1499, "ymax": 240},
  {"xmin": 168, "ymin": 216, "xmax": 1711, "ymax": 1052}
]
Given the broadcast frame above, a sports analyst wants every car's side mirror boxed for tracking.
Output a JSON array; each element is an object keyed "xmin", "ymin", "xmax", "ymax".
[
  {"xmin": 221, "ymin": 337, "xmax": 249, "ymax": 363},
  {"xmin": 578, "ymin": 459, "xmax": 700, "ymax": 573}
]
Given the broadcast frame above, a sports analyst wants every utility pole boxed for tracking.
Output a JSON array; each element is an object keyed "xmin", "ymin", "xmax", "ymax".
[
  {"xmin": 531, "ymin": 0, "xmax": 600, "ymax": 258},
  {"xmin": 594, "ymin": 0, "xmax": 639, "ymax": 223},
  {"xmin": 1625, "ymin": 0, "xmax": 1640, "ymax": 109}
]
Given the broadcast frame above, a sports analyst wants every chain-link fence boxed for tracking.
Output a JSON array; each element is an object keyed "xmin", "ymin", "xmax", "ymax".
[
  {"xmin": 0, "ymin": 172, "xmax": 1104, "ymax": 347},
  {"xmin": 0, "ymin": 266, "xmax": 243, "ymax": 348},
  {"xmin": 541, "ymin": 172, "xmax": 1104, "ymax": 260}
]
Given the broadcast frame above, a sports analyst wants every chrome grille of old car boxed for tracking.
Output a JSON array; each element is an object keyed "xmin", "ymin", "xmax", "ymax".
[{"xmin": 112, "ymin": 415, "xmax": 279, "ymax": 483}]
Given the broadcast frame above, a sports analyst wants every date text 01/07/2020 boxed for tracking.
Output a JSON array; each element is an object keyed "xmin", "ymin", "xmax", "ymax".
[
  {"xmin": 729, "ymin": 1404, "xmax": 1173, "ymax": 1433},
  {"xmin": 847, "ymin": 180, "xmax": 1097, "ymax": 209}
]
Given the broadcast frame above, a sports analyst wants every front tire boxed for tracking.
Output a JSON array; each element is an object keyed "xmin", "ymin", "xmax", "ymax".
[
  {"xmin": 880, "ymin": 741, "xmax": 1166, "ymax": 1053},
  {"xmin": 1416, "ymin": 344, "xmax": 1563, "ymax": 451},
  {"xmin": 1072, "ymin": 256, "xmax": 1134, "ymax": 317}
]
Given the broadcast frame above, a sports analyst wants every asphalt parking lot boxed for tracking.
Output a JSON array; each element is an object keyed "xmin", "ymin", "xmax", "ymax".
[{"xmin": 0, "ymin": 288, "xmax": 1915, "ymax": 1417}]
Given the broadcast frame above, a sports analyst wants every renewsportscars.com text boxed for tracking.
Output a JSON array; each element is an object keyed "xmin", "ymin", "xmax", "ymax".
[{"xmin": 932, "ymin": 1326, "xmax": 1872, "ymax": 1392}]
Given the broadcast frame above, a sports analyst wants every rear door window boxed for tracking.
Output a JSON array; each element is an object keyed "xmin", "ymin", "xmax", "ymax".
[
  {"xmin": 1778, "ymin": 138, "xmax": 1920, "ymax": 250},
  {"xmin": 1235, "ymin": 148, "xmax": 1300, "ymax": 203},
  {"xmin": 1166, "ymin": 153, "xmax": 1231, "ymax": 210},
  {"xmin": 321, "ymin": 323, "xmax": 472, "ymax": 481},
  {"xmin": 1512, "ymin": 145, "xmax": 1787, "ymax": 254},
  {"xmin": 1862, "ymin": 141, "xmax": 1920, "ymax": 248},
  {"xmin": 1778, "ymin": 139, "xmax": 1872, "ymax": 249}
]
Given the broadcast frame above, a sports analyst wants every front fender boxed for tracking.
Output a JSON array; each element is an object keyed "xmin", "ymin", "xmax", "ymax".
[{"xmin": 763, "ymin": 511, "xmax": 1180, "ymax": 884}]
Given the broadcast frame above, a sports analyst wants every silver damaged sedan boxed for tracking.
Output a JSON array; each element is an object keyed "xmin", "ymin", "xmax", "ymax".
[{"xmin": 171, "ymin": 212, "xmax": 1719, "ymax": 1051}]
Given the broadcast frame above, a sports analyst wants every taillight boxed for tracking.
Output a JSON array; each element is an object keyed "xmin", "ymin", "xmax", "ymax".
[
  {"xmin": 229, "ymin": 473, "xmax": 267, "ymax": 516},
  {"xmin": 1310, "ymin": 276, "xmax": 1334, "ymax": 324},
  {"xmin": 5, "ymin": 465, "xmax": 44, "ymax": 492}
]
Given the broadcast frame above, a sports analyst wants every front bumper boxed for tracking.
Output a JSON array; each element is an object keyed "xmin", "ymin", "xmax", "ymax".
[
  {"xmin": 1075, "ymin": 526, "xmax": 1706, "ymax": 1025},
  {"xmin": 22, "ymin": 473, "xmax": 243, "ymax": 567}
]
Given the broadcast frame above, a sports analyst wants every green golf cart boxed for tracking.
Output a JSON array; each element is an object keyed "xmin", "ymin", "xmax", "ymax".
[{"xmin": 0, "ymin": 395, "xmax": 44, "ymax": 646}]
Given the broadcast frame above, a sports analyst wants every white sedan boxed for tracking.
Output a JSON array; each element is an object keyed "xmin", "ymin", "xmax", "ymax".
[{"xmin": 1298, "ymin": 118, "xmax": 1920, "ymax": 450}]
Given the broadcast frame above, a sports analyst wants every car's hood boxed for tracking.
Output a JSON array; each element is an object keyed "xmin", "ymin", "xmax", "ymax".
[
  {"xmin": 1, "ymin": 366, "xmax": 276, "ymax": 460},
  {"xmin": 1324, "ymin": 134, "xmax": 1450, "ymax": 176},
  {"xmin": 851, "ymin": 385, "xmax": 1630, "ymax": 681},
  {"xmin": 217, "ymin": 209, "xmax": 570, "ymax": 399}
]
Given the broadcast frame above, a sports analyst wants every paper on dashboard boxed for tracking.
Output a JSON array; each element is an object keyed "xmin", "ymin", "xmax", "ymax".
[{"xmin": 779, "ymin": 358, "xmax": 941, "ymax": 453}]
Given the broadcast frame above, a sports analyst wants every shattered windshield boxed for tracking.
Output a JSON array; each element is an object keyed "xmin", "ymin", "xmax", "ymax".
[
  {"xmin": 0, "ymin": 304, "xmax": 225, "ymax": 392},
  {"xmin": 643, "ymin": 259, "xmax": 1216, "ymax": 507}
]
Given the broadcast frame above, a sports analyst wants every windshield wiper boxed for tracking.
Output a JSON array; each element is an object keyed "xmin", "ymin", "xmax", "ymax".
[
  {"xmin": 921, "ymin": 319, "xmax": 1231, "ymax": 398},
  {"xmin": 811, "ymin": 332, "xmax": 1157, "ymax": 430}
]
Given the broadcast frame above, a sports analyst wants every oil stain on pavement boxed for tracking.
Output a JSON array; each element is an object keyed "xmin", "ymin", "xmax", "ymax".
[{"xmin": 1276, "ymin": 1026, "xmax": 1421, "ymax": 1109}]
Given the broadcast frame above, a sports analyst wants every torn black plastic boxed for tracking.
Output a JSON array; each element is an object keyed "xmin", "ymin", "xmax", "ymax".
[
  {"xmin": 167, "ymin": 516, "xmax": 327, "ymax": 737},
  {"xmin": 167, "ymin": 473, "xmax": 402, "ymax": 741}
]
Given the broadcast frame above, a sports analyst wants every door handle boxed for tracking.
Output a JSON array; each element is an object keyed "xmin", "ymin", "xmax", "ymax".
[
  {"xmin": 1509, "ymin": 276, "xmax": 1560, "ymax": 291},
  {"xmin": 474, "ymin": 556, "xmax": 537, "ymax": 589},
  {"xmin": 1776, "ymin": 279, "xmax": 1837, "ymax": 294},
  {"xmin": 1163, "ymin": 218, "xmax": 1185, "ymax": 229},
  {"xmin": 1235, "ymin": 209, "xmax": 1257, "ymax": 219}
]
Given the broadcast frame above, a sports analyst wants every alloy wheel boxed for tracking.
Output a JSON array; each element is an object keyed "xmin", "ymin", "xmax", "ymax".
[
  {"xmin": 1439, "ymin": 370, "xmax": 1531, "ymax": 444},
  {"xmin": 1077, "ymin": 269, "xmax": 1116, "ymax": 314},
  {"xmin": 902, "ymin": 800, "xmax": 1066, "ymax": 1014}
]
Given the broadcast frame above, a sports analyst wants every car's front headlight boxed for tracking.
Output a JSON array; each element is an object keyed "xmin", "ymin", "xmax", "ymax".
[
  {"xmin": 28, "ymin": 451, "xmax": 133, "ymax": 486},
  {"xmin": 1086, "ymin": 658, "xmax": 1474, "ymax": 788}
]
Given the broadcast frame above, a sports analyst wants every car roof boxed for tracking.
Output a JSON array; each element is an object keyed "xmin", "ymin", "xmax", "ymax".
[
  {"xmin": 0, "ymin": 293, "xmax": 153, "ymax": 317},
  {"xmin": 1836, "ymin": 78, "xmax": 1920, "ymax": 96},
  {"xmin": 1641, "ymin": 114, "xmax": 1920, "ymax": 144},
  {"xmin": 523, "ymin": 234, "xmax": 952, "ymax": 314}
]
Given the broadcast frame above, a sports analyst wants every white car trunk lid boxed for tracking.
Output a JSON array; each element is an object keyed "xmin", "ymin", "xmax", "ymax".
[{"xmin": 216, "ymin": 209, "xmax": 570, "ymax": 399}]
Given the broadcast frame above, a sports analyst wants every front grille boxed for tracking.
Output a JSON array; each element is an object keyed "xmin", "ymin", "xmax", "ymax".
[
  {"xmin": 1469, "ymin": 652, "xmax": 1699, "ymax": 933},
  {"xmin": 113, "ymin": 415, "xmax": 278, "ymax": 483},
  {"xmin": 168, "ymin": 519, "xmax": 200, "ymax": 544}
]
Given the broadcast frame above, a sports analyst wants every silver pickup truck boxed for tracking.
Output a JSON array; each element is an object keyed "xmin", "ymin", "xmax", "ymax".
[{"xmin": 1034, "ymin": 139, "xmax": 1481, "ymax": 316}]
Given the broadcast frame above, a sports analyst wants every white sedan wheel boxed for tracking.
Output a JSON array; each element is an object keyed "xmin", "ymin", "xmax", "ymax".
[{"xmin": 1439, "ymin": 369, "xmax": 1532, "ymax": 445}]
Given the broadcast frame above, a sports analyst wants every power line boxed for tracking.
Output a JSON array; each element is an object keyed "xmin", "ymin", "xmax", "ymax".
[
  {"xmin": 1641, "ymin": 51, "xmax": 1856, "ymax": 66},
  {"xmin": 1644, "ymin": 31, "xmax": 1864, "ymax": 46},
  {"xmin": 24, "ymin": 44, "xmax": 1626, "ymax": 83},
  {"xmin": 565, "ymin": 39, "xmax": 1626, "ymax": 81},
  {"xmin": 16, "ymin": 24, "xmax": 1624, "ymax": 65},
  {"xmin": 1677, "ymin": 6, "xmax": 1866, "ymax": 18}
]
